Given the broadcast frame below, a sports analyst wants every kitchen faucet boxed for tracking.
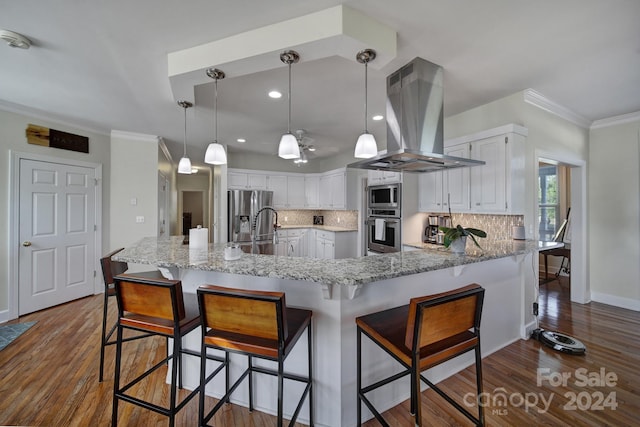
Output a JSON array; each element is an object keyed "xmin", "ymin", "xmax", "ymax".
[{"xmin": 251, "ymin": 206, "xmax": 279, "ymax": 252}]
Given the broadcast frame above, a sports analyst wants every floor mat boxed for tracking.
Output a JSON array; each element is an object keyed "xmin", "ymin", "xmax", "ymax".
[{"xmin": 0, "ymin": 321, "xmax": 36, "ymax": 351}]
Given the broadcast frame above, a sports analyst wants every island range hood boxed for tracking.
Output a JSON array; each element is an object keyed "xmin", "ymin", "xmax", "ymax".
[{"xmin": 349, "ymin": 57, "xmax": 484, "ymax": 173}]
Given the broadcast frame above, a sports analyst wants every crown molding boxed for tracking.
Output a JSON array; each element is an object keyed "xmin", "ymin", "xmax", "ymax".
[
  {"xmin": 523, "ymin": 89, "xmax": 592, "ymax": 129},
  {"xmin": 110, "ymin": 130, "xmax": 161, "ymax": 144},
  {"xmin": 590, "ymin": 111, "xmax": 640, "ymax": 130},
  {"xmin": 0, "ymin": 99, "xmax": 110, "ymax": 137}
]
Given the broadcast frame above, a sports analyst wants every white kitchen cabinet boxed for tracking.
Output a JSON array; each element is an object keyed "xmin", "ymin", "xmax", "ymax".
[
  {"xmin": 418, "ymin": 171, "xmax": 444, "ymax": 212},
  {"xmin": 312, "ymin": 229, "xmax": 357, "ymax": 259},
  {"xmin": 319, "ymin": 169, "xmax": 358, "ymax": 210},
  {"xmin": 442, "ymin": 124, "xmax": 527, "ymax": 214},
  {"xmin": 444, "ymin": 143, "xmax": 470, "ymax": 212},
  {"xmin": 418, "ymin": 144, "xmax": 471, "ymax": 213},
  {"xmin": 368, "ymin": 170, "xmax": 402, "ymax": 185},
  {"xmin": 304, "ymin": 175, "xmax": 320, "ymax": 208},
  {"xmin": 267, "ymin": 175, "xmax": 306, "ymax": 209},
  {"xmin": 228, "ymin": 167, "xmax": 362, "ymax": 211},
  {"xmin": 286, "ymin": 176, "xmax": 306, "ymax": 208},
  {"xmin": 285, "ymin": 228, "xmax": 307, "ymax": 257},
  {"xmin": 228, "ymin": 170, "xmax": 267, "ymax": 190},
  {"xmin": 267, "ymin": 175, "xmax": 287, "ymax": 208}
]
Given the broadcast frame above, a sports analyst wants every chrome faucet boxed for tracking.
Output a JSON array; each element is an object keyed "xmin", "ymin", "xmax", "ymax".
[{"xmin": 251, "ymin": 206, "xmax": 279, "ymax": 251}]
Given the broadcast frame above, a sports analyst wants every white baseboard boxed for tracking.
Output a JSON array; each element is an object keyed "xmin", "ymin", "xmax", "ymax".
[
  {"xmin": 591, "ymin": 292, "xmax": 640, "ymax": 312},
  {"xmin": 0, "ymin": 309, "xmax": 10, "ymax": 324}
]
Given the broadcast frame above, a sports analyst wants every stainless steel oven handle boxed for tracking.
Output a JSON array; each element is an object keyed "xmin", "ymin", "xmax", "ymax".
[{"xmin": 366, "ymin": 219, "xmax": 399, "ymax": 224}]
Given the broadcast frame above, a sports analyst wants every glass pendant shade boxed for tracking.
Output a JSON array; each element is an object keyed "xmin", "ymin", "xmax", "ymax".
[
  {"xmin": 177, "ymin": 100, "xmax": 193, "ymax": 174},
  {"xmin": 178, "ymin": 156, "xmax": 192, "ymax": 174},
  {"xmin": 205, "ymin": 142, "xmax": 227, "ymax": 165},
  {"xmin": 278, "ymin": 133, "xmax": 300, "ymax": 159},
  {"xmin": 205, "ymin": 68, "xmax": 228, "ymax": 165},
  {"xmin": 278, "ymin": 50, "xmax": 300, "ymax": 160},
  {"xmin": 354, "ymin": 133, "xmax": 378, "ymax": 158},
  {"xmin": 354, "ymin": 49, "xmax": 378, "ymax": 159}
]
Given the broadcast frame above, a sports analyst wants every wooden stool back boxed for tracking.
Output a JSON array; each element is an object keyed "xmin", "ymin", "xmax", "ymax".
[
  {"xmin": 199, "ymin": 285, "xmax": 287, "ymax": 354},
  {"xmin": 406, "ymin": 283, "xmax": 483, "ymax": 351}
]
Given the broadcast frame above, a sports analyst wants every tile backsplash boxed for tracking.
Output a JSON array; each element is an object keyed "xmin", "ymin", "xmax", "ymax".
[
  {"xmin": 279, "ymin": 210, "xmax": 358, "ymax": 229},
  {"xmin": 447, "ymin": 213, "xmax": 525, "ymax": 241}
]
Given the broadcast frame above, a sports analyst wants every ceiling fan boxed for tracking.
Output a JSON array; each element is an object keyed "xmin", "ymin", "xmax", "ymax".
[{"xmin": 293, "ymin": 129, "xmax": 316, "ymax": 165}]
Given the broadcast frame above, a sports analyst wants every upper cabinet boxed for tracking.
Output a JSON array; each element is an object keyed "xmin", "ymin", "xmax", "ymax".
[
  {"xmin": 368, "ymin": 170, "xmax": 402, "ymax": 185},
  {"xmin": 418, "ymin": 124, "xmax": 527, "ymax": 214},
  {"xmin": 228, "ymin": 171, "xmax": 267, "ymax": 190},
  {"xmin": 227, "ymin": 167, "xmax": 362, "ymax": 211},
  {"xmin": 304, "ymin": 175, "xmax": 320, "ymax": 209}
]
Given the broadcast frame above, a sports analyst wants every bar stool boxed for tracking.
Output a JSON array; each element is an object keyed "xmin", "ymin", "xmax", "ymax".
[
  {"xmin": 356, "ymin": 284, "xmax": 485, "ymax": 427},
  {"xmin": 111, "ymin": 273, "xmax": 222, "ymax": 427},
  {"xmin": 197, "ymin": 285, "xmax": 313, "ymax": 427},
  {"xmin": 99, "ymin": 248, "xmax": 164, "ymax": 382}
]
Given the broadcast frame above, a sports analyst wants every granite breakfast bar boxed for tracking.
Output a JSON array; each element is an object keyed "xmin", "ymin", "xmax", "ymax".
[{"xmin": 115, "ymin": 236, "xmax": 546, "ymax": 427}]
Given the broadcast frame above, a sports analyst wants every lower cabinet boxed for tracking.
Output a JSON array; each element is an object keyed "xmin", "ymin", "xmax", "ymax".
[
  {"xmin": 279, "ymin": 228, "xmax": 357, "ymax": 259},
  {"xmin": 277, "ymin": 229, "xmax": 308, "ymax": 257}
]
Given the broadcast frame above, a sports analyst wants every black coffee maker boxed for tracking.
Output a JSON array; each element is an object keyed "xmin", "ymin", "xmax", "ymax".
[{"xmin": 424, "ymin": 215, "xmax": 451, "ymax": 244}]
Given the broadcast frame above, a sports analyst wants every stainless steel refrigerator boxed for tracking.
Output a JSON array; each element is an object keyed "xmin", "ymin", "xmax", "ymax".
[{"xmin": 227, "ymin": 190, "xmax": 274, "ymax": 243}]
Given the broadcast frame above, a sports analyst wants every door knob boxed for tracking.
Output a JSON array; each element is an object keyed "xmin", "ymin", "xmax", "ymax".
[{"xmin": 22, "ymin": 241, "xmax": 32, "ymax": 247}]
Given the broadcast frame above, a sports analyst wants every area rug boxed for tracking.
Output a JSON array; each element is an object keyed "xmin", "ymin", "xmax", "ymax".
[{"xmin": 0, "ymin": 321, "xmax": 36, "ymax": 351}]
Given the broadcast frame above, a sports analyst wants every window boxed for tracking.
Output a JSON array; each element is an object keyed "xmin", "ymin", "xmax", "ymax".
[{"xmin": 538, "ymin": 162, "xmax": 559, "ymax": 241}]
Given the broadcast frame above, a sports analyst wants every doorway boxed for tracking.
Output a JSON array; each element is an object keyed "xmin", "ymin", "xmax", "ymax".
[
  {"xmin": 9, "ymin": 151, "xmax": 102, "ymax": 319},
  {"xmin": 181, "ymin": 190, "xmax": 205, "ymax": 234},
  {"xmin": 536, "ymin": 153, "xmax": 588, "ymax": 305}
]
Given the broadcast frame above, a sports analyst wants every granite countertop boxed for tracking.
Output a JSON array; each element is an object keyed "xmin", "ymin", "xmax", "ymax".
[
  {"xmin": 279, "ymin": 225, "xmax": 357, "ymax": 232},
  {"xmin": 115, "ymin": 236, "xmax": 543, "ymax": 287}
]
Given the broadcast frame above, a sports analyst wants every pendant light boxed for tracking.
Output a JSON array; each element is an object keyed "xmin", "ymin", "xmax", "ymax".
[
  {"xmin": 354, "ymin": 49, "xmax": 378, "ymax": 159},
  {"xmin": 204, "ymin": 68, "xmax": 228, "ymax": 165},
  {"xmin": 278, "ymin": 50, "xmax": 301, "ymax": 159},
  {"xmin": 177, "ymin": 101, "xmax": 193, "ymax": 174}
]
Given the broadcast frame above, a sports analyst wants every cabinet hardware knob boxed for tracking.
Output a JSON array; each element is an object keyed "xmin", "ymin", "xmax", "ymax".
[{"xmin": 22, "ymin": 241, "xmax": 32, "ymax": 247}]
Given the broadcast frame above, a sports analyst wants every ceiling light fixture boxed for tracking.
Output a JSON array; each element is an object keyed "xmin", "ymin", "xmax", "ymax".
[
  {"xmin": 0, "ymin": 29, "xmax": 31, "ymax": 49},
  {"xmin": 372, "ymin": 115, "xmax": 384, "ymax": 121},
  {"xmin": 278, "ymin": 50, "xmax": 301, "ymax": 160},
  {"xmin": 237, "ymin": 138, "xmax": 246, "ymax": 143},
  {"xmin": 268, "ymin": 90, "xmax": 282, "ymax": 99},
  {"xmin": 177, "ymin": 101, "xmax": 193, "ymax": 174},
  {"xmin": 204, "ymin": 68, "xmax": 228, "ymax": 165},
  {"xmin": 354, "ymin": 49, "xmax": 378, "ymax": 159}
]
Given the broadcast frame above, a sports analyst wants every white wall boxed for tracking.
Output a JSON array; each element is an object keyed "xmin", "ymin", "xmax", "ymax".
[
  {"xmin": 443, "ymin": 90, "xmax": 590, "ymax": 323},
  {"xmin": 0, "ymin": 108, "xmax": 110, "ymax": 314},
  {"xmin": 109, "ymin": 131, "xmax": 159, "ymax": 255},
  {"xmin": 589, "ymin": 118, "xmax": 640, "ymax": 310}
]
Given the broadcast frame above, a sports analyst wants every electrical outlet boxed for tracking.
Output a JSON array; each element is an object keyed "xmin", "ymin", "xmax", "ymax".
[{"xmin": 136, "ymin": 216, "xmax": 145, "ymax": 223}]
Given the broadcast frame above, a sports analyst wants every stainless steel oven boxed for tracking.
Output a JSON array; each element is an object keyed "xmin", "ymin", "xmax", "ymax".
[
  {"xmin": 368, "ymin": 184, "xmax": 401, "ymax": 210},
  {"xmin": 366, "ymin": 217, "xmax": 401, "ymax": 253}
]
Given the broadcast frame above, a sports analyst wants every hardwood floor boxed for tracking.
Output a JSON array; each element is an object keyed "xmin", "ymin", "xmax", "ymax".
[{"xmin": 1, "ymin": 274, "xmax": 639, "ymax": 426}]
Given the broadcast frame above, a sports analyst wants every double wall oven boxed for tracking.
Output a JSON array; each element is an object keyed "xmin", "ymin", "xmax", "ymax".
[{"xmin": 367, "ymin": 184, "xmax": 401, "ymax": 254}]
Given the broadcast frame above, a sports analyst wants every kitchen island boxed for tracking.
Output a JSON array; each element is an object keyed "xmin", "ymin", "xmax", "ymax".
[{"xmin": 115, "ymin": 236, "xmax": 550, "ymax": 427}]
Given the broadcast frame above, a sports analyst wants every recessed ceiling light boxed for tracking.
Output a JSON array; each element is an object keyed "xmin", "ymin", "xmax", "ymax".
[
  {"xmin": 237, "ymin": 138, "xmax": 246, "ymax": 143},
  {"xmin": 268, "ymin": 90, "xmax": 282, "ymax": 99},
  {"xmin": 372, "ymin": 115, "xmax": 384, "ymax": 121}
]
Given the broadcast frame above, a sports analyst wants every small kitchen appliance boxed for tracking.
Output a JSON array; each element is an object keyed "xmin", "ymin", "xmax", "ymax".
[{"xmin": 424, "ymin": 215, "xmax": 451, "ymax": 244}]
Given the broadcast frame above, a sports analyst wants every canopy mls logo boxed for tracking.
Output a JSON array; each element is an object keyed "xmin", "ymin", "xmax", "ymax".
[{"xmin": 464, "ymin": 367, "xmax": 619, "ymax": 416}]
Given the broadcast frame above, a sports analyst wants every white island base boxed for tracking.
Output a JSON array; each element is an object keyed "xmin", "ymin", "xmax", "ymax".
[{"xmin": 163, "ymin": 252, "xmax": 533, "ymax": 427}]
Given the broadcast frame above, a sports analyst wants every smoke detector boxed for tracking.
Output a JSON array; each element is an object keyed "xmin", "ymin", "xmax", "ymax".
[{"xmin": 0, "ymin": 30, "xmax": 32, "ymax": 49}]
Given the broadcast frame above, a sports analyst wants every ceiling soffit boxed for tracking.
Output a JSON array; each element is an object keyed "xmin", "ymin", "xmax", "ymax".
[{"xmin": 167, "ymin": 5, "xmax": 397, "ymax": 103}]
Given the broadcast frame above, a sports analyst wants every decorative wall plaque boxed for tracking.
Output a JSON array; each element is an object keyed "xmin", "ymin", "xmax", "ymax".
[{"xmin": 26, "ymin": 124, "xmax": 89, "ymax": 153}]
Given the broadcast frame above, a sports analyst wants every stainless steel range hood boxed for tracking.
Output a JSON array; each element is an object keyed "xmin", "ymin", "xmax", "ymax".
[{"xmin": 349, "ymin": 57, "xmax": 484, "ymax": 173}]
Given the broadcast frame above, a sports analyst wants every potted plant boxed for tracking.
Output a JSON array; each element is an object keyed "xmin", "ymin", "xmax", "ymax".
[{"xmin": 439, "ymin": 225, "xmax": 487, "ymax": 254}]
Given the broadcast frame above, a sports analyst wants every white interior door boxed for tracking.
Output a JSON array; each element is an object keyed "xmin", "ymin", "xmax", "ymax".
[{"xmin": 18, "ymin": 159, "xmax": 96, "ymax": 315}]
